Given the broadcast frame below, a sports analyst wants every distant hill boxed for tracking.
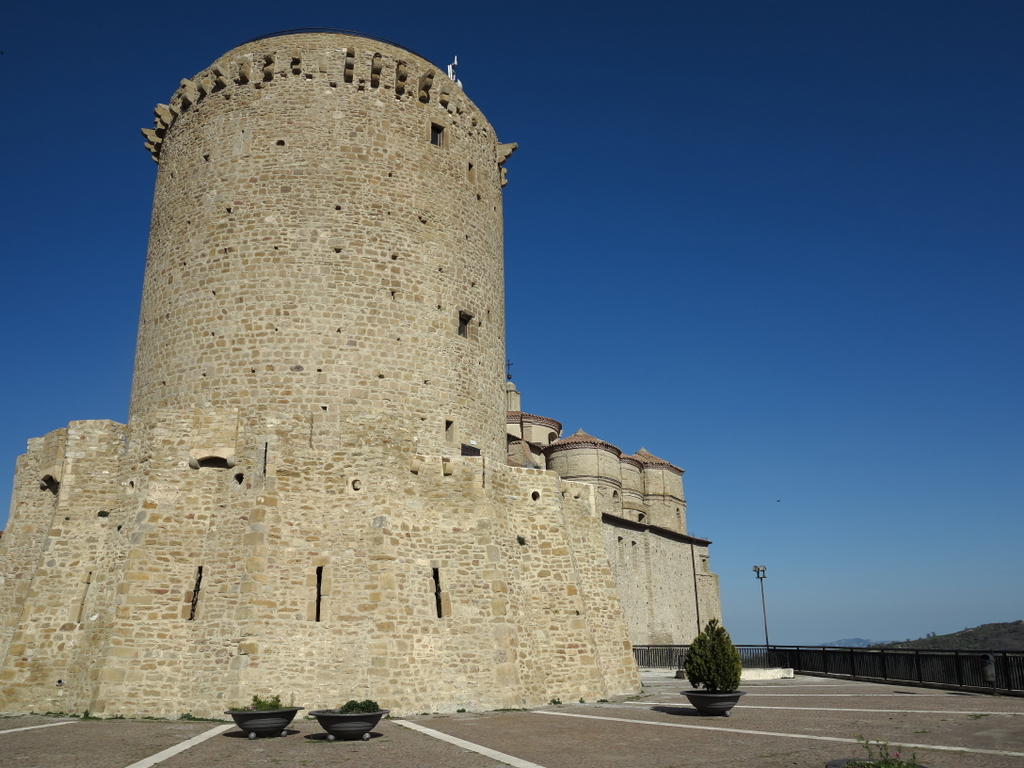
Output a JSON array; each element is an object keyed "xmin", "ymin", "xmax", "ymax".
[
  {"xmin": 870, "ymin": 620, "xmax": 1024, "ymax": 651},
  {"xmin": 819, "ymin": 638, "xmax": 889, "ymax": 648}
]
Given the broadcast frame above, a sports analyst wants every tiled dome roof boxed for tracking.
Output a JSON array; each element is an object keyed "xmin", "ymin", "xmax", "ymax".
[
  {"xmin": 506, "ymin": 411, "xmax": 563, "ymax": 431},
  {"xmin": 545, "ymin": 429, "xmax": 622, "ymax": 457},
  {"xmin": 626, "ymin": 447, "xmax": 684, "ymax": 475}
]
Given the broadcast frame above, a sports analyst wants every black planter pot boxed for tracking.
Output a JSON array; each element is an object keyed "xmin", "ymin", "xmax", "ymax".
[
  {"xmin": 224, "ymin": 707, "xmax": 303, "ymax": 739},
  {"xmin": 308, "ymin": 709, "xmax": 390, "ymax": 741},
  {"xmin": 681, "ymin": 690, "xmax": 746, "ymax": 716}
]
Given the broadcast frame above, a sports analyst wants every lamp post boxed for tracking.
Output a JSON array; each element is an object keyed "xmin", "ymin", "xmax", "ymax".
[{"xmin": 752, "ymin": 565, "xmax": 769, "ymax": 648}]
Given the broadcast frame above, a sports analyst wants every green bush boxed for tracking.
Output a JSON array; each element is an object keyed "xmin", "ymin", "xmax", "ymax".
[
  {"xmin": 334, "ymin": 699, "xmax": 381, "ymax": 713},
  {"xmin": 683, "ymin": 618, "xmax": 742, "ymax": 693},
  {"xmin": 233, "ymin": 694, "xmax": 284, "ymax": 711}
]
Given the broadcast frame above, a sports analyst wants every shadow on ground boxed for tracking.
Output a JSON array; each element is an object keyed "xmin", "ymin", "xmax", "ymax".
[
  {"xmin": 650, "ymin": 705, "xmax": 704, "ymax": 717},
  {"xmin": 302, "ymin": 730, "xmax": 384, "ymax": 741}
]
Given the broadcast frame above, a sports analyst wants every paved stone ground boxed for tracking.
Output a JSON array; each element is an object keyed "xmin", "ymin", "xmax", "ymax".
[{"xmin": 2, "ymin": 673, "xmax": 1022, "ymax": 768}]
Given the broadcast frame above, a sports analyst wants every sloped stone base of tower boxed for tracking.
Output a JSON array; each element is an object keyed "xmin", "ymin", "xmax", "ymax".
[{"xmin": 0, "ymin": 408, "xmax": 640, "ymax": 717}]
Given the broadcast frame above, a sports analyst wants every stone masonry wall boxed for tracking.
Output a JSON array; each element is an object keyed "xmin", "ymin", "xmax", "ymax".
[
  {"xmin": 0, "ymin": 410, "xmax": 638, "ymax": 716},
  {"xmin": 0, "ymin": 421, "xmax": 130, "ymax": 714},
  {"xmin": 602, "ymin": 520, "xmax": 720, "ymax": 646},
  {"xmin": 0, "ymin": 430, "xmax": 70, "ymax": 663}
]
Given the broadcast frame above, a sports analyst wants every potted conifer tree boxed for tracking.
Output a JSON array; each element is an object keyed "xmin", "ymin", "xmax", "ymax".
[{"xmin": 681, "ymin": 618, "xmax": 746, "ymax": 716}]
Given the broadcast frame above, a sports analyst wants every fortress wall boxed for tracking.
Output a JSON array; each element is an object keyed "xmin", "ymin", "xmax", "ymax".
[
  {"xmin": 0, "ymin": 421, "xmax": 127, "ymax": 714},
  {"xmin": 693, "ymin": 546, "xmax": 721, "ymax": 633},
  {"xmin": 0, "ymin": 430, "xmax": 69, "ymax": 660},
  {"xmin": 603, "ymin": 524, "xmax": 652, "ymax": 643},
  {"xmin": 602, "ymin": 519, "xmax": 719, "ymax": 647},
  {"xmin": 1, "ymin": 408, "xmax": 638, "ymax": 717},
  {"xmin": 556, "ymin": 481, "xmax": 642, "ymax": 696},
  {"xmin": 642, "ymin": 538, "xmax": 718, "ymax": 645}
]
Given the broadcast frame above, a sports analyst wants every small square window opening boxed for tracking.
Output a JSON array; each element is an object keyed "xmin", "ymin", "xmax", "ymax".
[
  {"xmin": 458, "ymin": 311, "xmax": 472, "ymax": 338},
  {"xmin": 430, "ymin": 123, "xmax": 445, "ymax": 147}
]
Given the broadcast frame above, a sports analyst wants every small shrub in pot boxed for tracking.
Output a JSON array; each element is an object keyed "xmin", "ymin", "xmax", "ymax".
[
  {"xmin": 333, "ymin": 699, "xmax": 381, "ymax": 714},
  {"xmin": 680, "ymin": 619, "xmax": 745, "ymax": 716},
  {"xmin": 683, "ymin": 618, "xmax": 742, "ymax": 692},
  {"xmin": 309, "ymin": 698, "xmax": 389, "ymax": 741}
]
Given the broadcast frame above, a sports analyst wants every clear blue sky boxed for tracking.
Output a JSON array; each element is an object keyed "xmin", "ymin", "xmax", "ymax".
[{"xmin": 2, "ymin": 1, "xmax": 1021, "ymax": 646}]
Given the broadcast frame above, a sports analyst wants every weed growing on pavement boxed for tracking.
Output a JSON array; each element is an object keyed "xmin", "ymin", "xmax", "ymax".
[
  {"xmin": 847, "ymin": 735, "xmax": 918, "ymax": 768},
  {"xmin": 179, "ymin": 712, "xmax": 226, "ymax": 722}
]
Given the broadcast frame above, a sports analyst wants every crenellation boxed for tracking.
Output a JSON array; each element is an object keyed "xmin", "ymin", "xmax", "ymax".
[
  {"xmin": 417, "ymin": 70, "xmax": 434, "ymax": 103},
  {"xmin": 343, "ymin": 48, "xmax": 355, "ymax": 83},
  {"xmin": 178, "ymin": 78, "xmax": 199, "ymax": 108},
  {"xmin": 235, "ymin": 58, "xmax": 252, "ymax": 85},
  {"xmin": 370, "ymin": 53, "xmax": 382, "ymax": 88}
]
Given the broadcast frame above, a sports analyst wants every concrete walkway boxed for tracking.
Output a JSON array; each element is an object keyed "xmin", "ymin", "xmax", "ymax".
[{"xmin": 1, "ymin": 673, "xmax": 1022, "ymax": 767}]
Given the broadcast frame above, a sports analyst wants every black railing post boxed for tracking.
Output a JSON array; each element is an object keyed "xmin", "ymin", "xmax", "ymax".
[
  {"xmin": 881, "ymin": 648, "xmax": 888, "ymax": 681},
  {"xmin": 955, "ymin": 651, "xmax": 963, "ymax": 687},
  {"xmin": 914, "ymin": 649, "xmax": 922, "ymax": 684},
  {"xmin": 850, "ymin": 647, "xmax": 857, "ymax": 678}
]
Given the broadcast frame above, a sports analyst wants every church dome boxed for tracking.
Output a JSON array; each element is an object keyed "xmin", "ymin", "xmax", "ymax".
[{"xmin": 545, "ymin": 429, "xmax": 622, "ymax": 457}]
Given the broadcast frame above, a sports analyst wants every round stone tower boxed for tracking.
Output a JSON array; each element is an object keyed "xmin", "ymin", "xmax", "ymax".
[{"xmin": 131, "ymin": 31, "xmax": 514, "ymax": 457}]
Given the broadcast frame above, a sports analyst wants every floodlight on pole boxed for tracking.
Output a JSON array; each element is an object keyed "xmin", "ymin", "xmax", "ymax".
[{"xmin": 752, "ymin": 565, "xmax": 769, "ymax": 648}]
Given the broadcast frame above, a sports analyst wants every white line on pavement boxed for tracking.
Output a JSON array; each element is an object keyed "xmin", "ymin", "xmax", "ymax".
[
  {"xmin": 733, "ymin": 684, "xmax": 868, "ymax": 692},
  {"xmin": 122, "ymin": 723, "xmax": 234, "ymax": 768},
  {"xmin": 393, "ymin": 719, "xmax": 548, "ymax": 768},
  {"xmin": 622, "ymin": 701, "xmax": 1021, "ymax": 716},
  {"xmin": 733, "ymin": 684, "xmax": 925, "ymax": 692},
  {"xmin": 0, "ymin": 720, "xmax": 77, "ymax": 735},
  {"xmin": 534, "ymin": 710, "xmax": 1024, "ymax": 758},
  {"xmin": 643, "ymin": 680, "xmax": 863, "ymax": 688},
  {"xmin": 733, "ymin": 696, "xmax": 954, "ymax": 700}
]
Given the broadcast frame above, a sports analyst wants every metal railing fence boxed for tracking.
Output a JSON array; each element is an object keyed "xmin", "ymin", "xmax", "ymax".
[
  {"xmin": 631, "ymin": 644, "xmax": 1024, "ymax": 695},
  {"xmin": 632, "ymin": 645, "xmax": 686, "ymax": 669}
]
